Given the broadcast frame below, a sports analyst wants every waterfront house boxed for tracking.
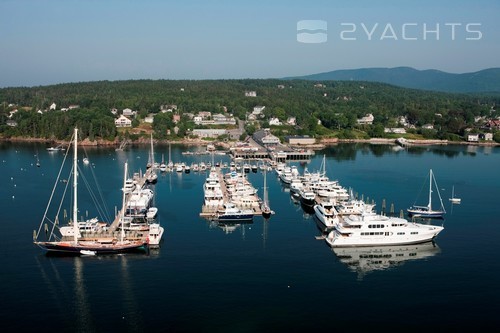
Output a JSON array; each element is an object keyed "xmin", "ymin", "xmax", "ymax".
[
  {"xmin": 115, "ymin": 115, "xmax": 132, "ymax": 128},
  {"xmin": 357, "ymin": 114, "xmax": 374, "ymax": 125},
  {"xmin": 467, "ymin": 134, "xmax": 479, "ymax": 142},
  {"xmin": 253, "ymin": 129, "xmax": 280, "ymax": 145},
  {"xmin": 384, "ymin": 128, "xmax": 407, "ymax": 134},
  {"xmin": 192, "ymin": 129, "xmax": 227, "ymax": 138}
]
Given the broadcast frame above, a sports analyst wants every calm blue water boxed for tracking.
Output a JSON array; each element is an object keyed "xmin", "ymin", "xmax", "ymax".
[{"xmin": 1, "ymin": 142, "xmax": 499, "ymax": 332}]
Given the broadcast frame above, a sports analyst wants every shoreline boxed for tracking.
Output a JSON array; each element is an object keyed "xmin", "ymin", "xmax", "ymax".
[{"xmin": 1, "ymin": 135, "xmax": 499, "ymax": 148}]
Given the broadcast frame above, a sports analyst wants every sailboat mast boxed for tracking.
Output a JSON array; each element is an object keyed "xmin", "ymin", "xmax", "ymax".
[
  {"xmin": 150, "ymin": 133, "xmax": 154, "ymax": 167},
  {"xmin": 73, "ymin": 128, "xmax": 78, "ymax": 243},
  {"xmin": 264, "ymin": 169, "xmax": 268, "ymax": 205},
  {"xmin": 428, "ymin": 169, "xmax": 433, "ymax": 210},
  {"xmin": 120, "ymin": 162, "xmax": 128, "ymax": 243}
]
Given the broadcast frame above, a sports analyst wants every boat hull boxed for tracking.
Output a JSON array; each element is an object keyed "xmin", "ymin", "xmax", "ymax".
[
  {"xmin": 217, "ymin": 214, "xmax": 254, "ymax": 222},
  {"xmin": 325, "ymin": 226, "xmax": 443, "ymax": 248},
  {"xmin": 35, "ymin": 241, "xmax": 148, "ymax": 255},
  {"xmin": 407, "ymin": 208, "xmax": 445, "ymax": 219}
]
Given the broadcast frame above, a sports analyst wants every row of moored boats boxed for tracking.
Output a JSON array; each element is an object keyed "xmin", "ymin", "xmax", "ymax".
[{"xmin": 275, "ymin": 156, "xmax": 444, "ymax": 247}]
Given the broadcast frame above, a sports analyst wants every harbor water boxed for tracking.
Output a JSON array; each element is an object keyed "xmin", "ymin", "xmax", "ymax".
[{"xmin": 1, "ymin": 142, "xmax": 499, "ymax": 332}]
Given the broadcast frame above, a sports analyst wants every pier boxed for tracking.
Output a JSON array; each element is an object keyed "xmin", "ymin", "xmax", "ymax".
[{"xmin": 199, "ymin": 167, "xmax": 262, "ymax": 219}]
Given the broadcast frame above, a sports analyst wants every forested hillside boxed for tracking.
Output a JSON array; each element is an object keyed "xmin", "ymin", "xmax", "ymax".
[{"xmin": 1, "ymin": 79, "xmax": 498, "ymax": 141}]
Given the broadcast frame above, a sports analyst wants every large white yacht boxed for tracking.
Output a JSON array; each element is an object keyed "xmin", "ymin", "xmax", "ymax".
[
  {"xmin": 204, "ymin": 170, "xmax": 224, "ymax": 207},
  {"xmin": 313, "ymin": 201, "xmax": 339, "ymax": 228},
  {"xmin": 326, "ymin": 212, "xmax": 444, "ymax": 247},
  {"xmin": 335, "ymin": 199, "xmax": 375, "ymax": 216}
]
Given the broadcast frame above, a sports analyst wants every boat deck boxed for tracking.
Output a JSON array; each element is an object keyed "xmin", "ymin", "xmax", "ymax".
[{"xmin": 199, "ymin": 167, "xmax": 262, "ymax": 219}]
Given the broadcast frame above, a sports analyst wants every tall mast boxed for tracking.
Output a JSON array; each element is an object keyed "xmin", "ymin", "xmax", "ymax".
[
  {"xmin": 263, "ymin": 169, "xmax": 268, "ymax": 206},
  {"xmin": 73, "ymin": 128, "xmax": 78, "ymax": 243},
  {"xmin": 428, "ymin": 169, "xmax": 433, "ymax": 211},
  {"xmin": 150, "ymin": 133, "xmax": 154, "ymax": 167},
  {"xmin": 120, "ymin": 162, "xmax": 128, "ymax": 243}
]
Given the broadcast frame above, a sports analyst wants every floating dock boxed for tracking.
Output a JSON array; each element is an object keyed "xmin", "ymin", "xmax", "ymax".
[{"xmin": 199, "ymin": 167, "xmax": 262, "ymax": 219}]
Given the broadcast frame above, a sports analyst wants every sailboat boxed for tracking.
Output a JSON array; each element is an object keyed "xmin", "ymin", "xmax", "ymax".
[
  {"xmin": 167, "ymin": 143, "xmax": 174, "ymax": 170},
  {"xmin": 145, "ymin": 134, "xmax": 158, "ymax": 184},
  {"xmin": 33, "ymin": 128, "xmax": 148, "ymax": 255},
  {"xmin": 159, "ymin": 153, "xmax": 167, "ymax": 172},
  {"xmin": 261, "ymin": 170, "xmax": 274, "ymax": 218},
  {"xmin": 449, "ymin": 186, "xmax": 461, "ymax": 204},
  {"xmin": 407, "ymin": 169, "xmax": 446, "ymax": 218}
]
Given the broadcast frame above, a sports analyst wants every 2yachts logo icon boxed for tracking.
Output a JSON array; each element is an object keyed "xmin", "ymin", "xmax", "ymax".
[
  {"xmin": 297, "ymin": 20, "xmax": 482, "ymax": 43},
  {"xmin": 297, "ymin": 20, "xmax": 327, "ymax": 43}
]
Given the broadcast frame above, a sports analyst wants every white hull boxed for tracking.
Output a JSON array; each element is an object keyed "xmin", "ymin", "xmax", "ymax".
[
  {"xmin": 326, "ymin": 222, "xmax": 443, "ymax": 247},
  {"xmin": 148, "ymin": 223, "xmax": 164, "ymax": 247}
]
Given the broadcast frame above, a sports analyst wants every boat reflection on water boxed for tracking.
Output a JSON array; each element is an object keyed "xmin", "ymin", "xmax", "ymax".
[
  {"xmin": 209, "ymin": 219, "xmax": 254, "ymax": 235},
  {"xmin": 332, "ymin": 242, "xmax": 441, "ymax": 280}
]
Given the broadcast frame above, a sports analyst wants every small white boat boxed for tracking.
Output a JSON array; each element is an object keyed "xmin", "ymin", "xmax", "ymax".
[
  {"xmin": 449, "ymin": 186, "xmax": 461, "ymax": 204},
  {"xmin": 147, "ymin": 207, "xmax": 158, "ymax": 219},
  {"xmin": 80, "ymin": 250, "xmax": 96, "ymax": 256},
  {"xmin": 83, "ymin": 157, "xmax": 90, "ymax": 165}
]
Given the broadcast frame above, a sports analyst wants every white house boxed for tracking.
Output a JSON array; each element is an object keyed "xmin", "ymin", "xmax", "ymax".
[
  {"xmin": 110, "ymin": 108, "xmax": 118, "ymax": 115},
  {"xmin": 192, "ymin": 129, "xmax": 227, "ymax": 138},
  {"xmin": 245, "ymin": 91, "xmax": 257, "ymax": 97},
  {"xmin": 384, "ymin": 128, "xmax": 407, "ymax": 134},
  {"xmin": 122, "ymin": 108, "xmax": 136, "ymax": 117},
  {"xmin": 357, "ymin": 114, "xmax": 374, "ymax": 125},
  {"xmin": 115, "ymin": 115, "xmax": 132, "ymax": 127},
  {"xmin": 144, "ymin": 114, "xmax": 155, "ymax": 123},
  {"xmin": 422, "ymin": 124, "xmax": 434, "ymax": 130},
  {"xmin": 484, "ymin": 133, "xmax": 493, "ymax": 141},
  {"xmin": 467, "ymin": 134, "xmax": 479, "ymax": 142},
  {"xmin": 252, "ymin": 106, "xmax": 266, "ymax": 115},
  {"xmin": 286, "ymin": 117, "xmax": 296, "ymax": 126},
  {"xmin": 269, "ymin": 117, "xmax": 282, "ymax": 126},
  {"xmin": 49, "ymin": 103, "xmax": 56, "ymax": 110},
  {"xmin": 193, "ymin": 116, "xmax": 203, "ymax": 124}
]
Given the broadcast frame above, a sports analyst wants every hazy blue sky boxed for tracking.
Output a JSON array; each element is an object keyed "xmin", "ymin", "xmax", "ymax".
[{"xmin": 1, "ymin": 0, "xmax": 498, "ymax": 87}]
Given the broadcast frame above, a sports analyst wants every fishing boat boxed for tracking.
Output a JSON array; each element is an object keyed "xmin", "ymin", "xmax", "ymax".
[
  {"xmin": 261, "ymin": 170, "xmax": 274, "ymax": 218},
  {"xmin": 33, "ymin": 128, "xmax": 148, "ymax": 255},
  {"xmin": 449, "ymin": 186, "xmax": 461, "ymax": 204},
  {"xmin": 407, "ymin": 169, "xmax": 446, "ymax": 218}
]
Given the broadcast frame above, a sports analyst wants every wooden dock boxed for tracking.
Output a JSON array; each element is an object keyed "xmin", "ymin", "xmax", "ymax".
[{"xmin": 199, "ymin": 167, "xmax": 262, "ymax": 219}]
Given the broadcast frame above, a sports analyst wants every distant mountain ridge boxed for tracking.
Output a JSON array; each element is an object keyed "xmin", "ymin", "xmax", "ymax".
[{"xmin": 290, "ymin": 67, "xmax": 500, "ymax": 93}]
